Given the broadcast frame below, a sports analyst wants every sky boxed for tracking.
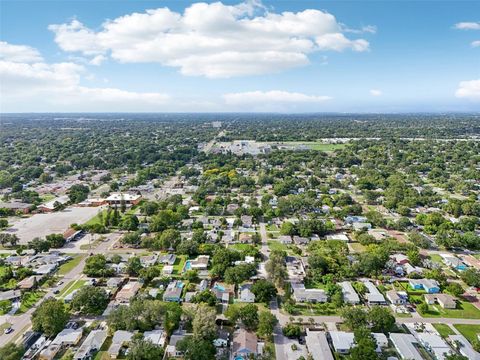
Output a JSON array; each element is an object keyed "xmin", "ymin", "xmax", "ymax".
[{"xmin": 0, "ymin": 0, "xmax": 479, "ymax": 113}]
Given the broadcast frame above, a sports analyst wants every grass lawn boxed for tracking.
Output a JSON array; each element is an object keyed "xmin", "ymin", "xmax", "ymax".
[
  {"xmin": 172, "ymin": 255, "xmax": 187, "ymax": 275},
  {"xmin": 349, "ymin": 242, "xmax": 366, "ymax": 253},
  {"xmin": 454, "ymin": 324, "xmax": 480, "ymax": 343},
  {"xmin": 0, "ymin": 322, "xmax": 12, "ymax": 332},
  {"xmin": 266, "ymin": 224, "xmax": 279, "ymax": 231},
  {"xmin": 433, "ymin": 324, "xmax": 455, "ymax": 338},
  {"xmin": 18, "ymin": 291, "xmax": 45, "ymax": 314},
  {"xmin": 428, "ymin": 254, "xmax": 444, "ymax": 265},
  {"xmin": 94, "ymin": 336, "xmax": 113, "ymax": 360},
  {"xmin": 58, "ymin": 279, "xmax": 87, "ymax": 299},
  {"xmin": 57, "ymin": 254, "xmax": 85, "ymax": 276},
  {"xmin": 267, "ymin": 240, "xmax": 289, "ymax": 253},
  {"xmin": 84, "ymin": 210, "xmax": 107, "ymax": 226},
  {"xmin": 418, "ymin": 300, "xmax": 480, "ymax": 319},
  {"xmin": 229, "ymin": 243, "xmax": 259, "ymax": 252},
  {"xmin": 278, "ymin": 141, "xmax": 347, "ymax": 152},
  {"xmin": 292, "ymin": 302, "xmax": 341, "ymax": 316}
]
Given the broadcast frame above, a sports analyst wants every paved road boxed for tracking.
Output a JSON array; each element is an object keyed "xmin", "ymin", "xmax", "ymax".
[{"xmin": 0, "ymin": 232, "xmax": 121, "ymax": 346}]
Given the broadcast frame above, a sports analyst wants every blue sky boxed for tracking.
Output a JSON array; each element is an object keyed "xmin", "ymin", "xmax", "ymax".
[{"xmin": 0, "ymin": 0, "xmax": 479, "ymax": 112}]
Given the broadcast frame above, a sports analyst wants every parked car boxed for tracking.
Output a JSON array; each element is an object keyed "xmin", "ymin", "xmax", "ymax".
[{"xmin": 4, "ymin": 327, "xmax": 14, "ymax": 334}]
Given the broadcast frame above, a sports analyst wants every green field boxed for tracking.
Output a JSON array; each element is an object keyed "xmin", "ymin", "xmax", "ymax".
[
  {"xmin": 276, "ymin": 141, "xmax": 347, "ymax": 152},
  {"xmin": 84, "ymin": 210, "xmax": 107, "ymax": 226},
  {"xmin": 267, "ymin": 240, "xmax": 289, "ymax": 253},
  {"xmin": 454, "ymin": 324, "xmax": 480, "ymax": 343},
  {"xmin": 433, "ymin": 323, "xmax": 455, "ymax": 338},
  {"xmin": 418, "ymin": 299, "xmax": 480, "ymax": 319},
  {"xmin": 57, "ymin": 255, "xmax": 85, "ymax": 276},
  {"xmin": 18, "ymin": 291, "xmax": 45, "ymax": 314},
  {"xmin": 58, "ymin": 279, "xmax": 87, "ymax": 299}
]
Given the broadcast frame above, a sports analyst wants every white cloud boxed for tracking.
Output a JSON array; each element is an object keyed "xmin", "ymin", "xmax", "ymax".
[
  {"xmin": 223, "ymin": 90, "xmax": 332, "ymax": 105},
  {"xmin": 370, "ymin": 89, "xmax": 382, "ymax": 96},
  {"xmin": 0, "ymin": 41, "xmax": 170, "ymax": 111},
  {"xmin": 455, "ymin": 79, "xmax": 480, "ymax": 101},
  {"xmin": 0, "ymin": 41, "xmax": 43, "ymax": 63},
  {"xmin": 471, "ymin": 40, "xmax": 480, "ymax": 47},
  {"xmin": 454, "ymin": 22, "xmax": 480, "ymax": 30},
  {"xmin": 48, "ymin": 1, "xmax": 370, "ymax": 78}
]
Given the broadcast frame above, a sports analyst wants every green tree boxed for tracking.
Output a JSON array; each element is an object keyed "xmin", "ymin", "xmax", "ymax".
[
  {"xmin": 126, "ymin": 339, "xmax": 164, "ymax": 360},
  {"xmin": 84, "ymin": 254, "xmax": 114, "ymax": 277},
  {"xmin": 71, "ymin": 286, "xmax": 109, "ymax": 315},
  {"xmin": 176, "ymin": 337, "xmax": 216, "ymax": 360},
  {"xmin": 348, "ymin": 326, "xmax": 380, "ymax": 360},
  {"xmin": 32, "ymin": 298, "xmax": 69, "ymax": 337},
  {"xmin": 282, "ymin": 323, "xmax": 302, "ymax": 338},
  {"xmin": 127, "ymin": 256, "xmax": 143, "ymax": 276},
  {"xmin": 340, "ymin": 307, "xmax": 368, "ymax": 330},
  {"xmin": 0, "ymin": 343, "xmax": 24, "ymax": 360},
  {"xmin": 368, "ymin": 306, "xmax": 395, "ymax": 332},
  {"xmin": 251, "ymin": 280, "xmax": 277, "ymax": 303},
  {"xmin": 192, "ymin": 304, "xmax": 217, "ymax": 341},
  {"xmin": 257, "ymin": 311, "xmax": 278, "ymax": 338}
]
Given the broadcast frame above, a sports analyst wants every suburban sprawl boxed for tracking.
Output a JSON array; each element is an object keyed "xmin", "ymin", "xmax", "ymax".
[{"xmin": 0, "ymin": 113, "xmax": 479, "ymax": 360}]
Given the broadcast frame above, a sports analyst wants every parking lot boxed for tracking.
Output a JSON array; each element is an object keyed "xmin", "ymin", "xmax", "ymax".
[{"xmin": 3, "ymin": 206, "xmax": 104, "ymax": 244}]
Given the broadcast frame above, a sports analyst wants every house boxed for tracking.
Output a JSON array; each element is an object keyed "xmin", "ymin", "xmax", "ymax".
[
  {"xmin": 293, "ymin": 236, "xmax": 309, "ymax": 246},
  {"xmin": 115, "ymin": 281, "xmax": 142, "ymax": 303},
  {"xmin": 213, "ymin": 329, "xmax": 229, "ymax": 347},
  {"xmin": 17, "ymin": 275, "xmax": 43, "ymax": 290},
  {"xmin": 0, "ymin": 290, "xmax": 21, "ymax": 302},
  {"xmin": 184, "ymin": 255, "xmax": 209, "ymax": 271},
  {"xmin": 278, "ymin": 235, "xmax": 293, "ymax": 244},
  {"xmin": 326, "ymin": 233, "xmax": 349, "ymax": 242},
  {"xmin": 108, "ymin": 330, "xmax": 134, "ymax": 359},
  {"xmin": 163, "ymin": 265, "xmax": 174, "ymax": 275},
  {"xmin": 404, "ymin": 263, "xmax": 424, "ymax": 275},
  {"xmin": 106, "ymin": 277, "xmax": 124, "ymax": 289},
  {"xmin": 239, "ymin": 284, "xmax": 255, "ymax": 303},
  {"xmin": 105, "ymin": 193, "xmax": 142, "ymax": 206},
  {"xmin": 39, "ymin": 344, "xmax": 62, "ymax": 360},
  {"xmin": 330, "ymin": 332, "xmax": 387, "ymax": 354},
  {"xmin": 449, "ymin": 335, "xmax": 480, "ymax": 360},
  {"xmin": 226, "ymin": 203, "xmax": 240, "ymax": 214},
  {"xmin": 38, "ymin": 195, "xmax": 69, "ymax": 212},
  {"xmin": 440, "ymin": 254, "xmax": 467, "ymax": 271},
  {"xmin": 232, "ymin": 329, "xmax": 258, "ymax": 359},
  {"xmin": 198, "ymin": 279, "xmax": 209, "ymax": 291},
  {"xmin": 140, "ymin": 254, "xmax": 158, "ymax": 267},
  {"xmin": 144, "ymin": 329, "xmax": 167, "ymax": 347},
  {"xmin": 363, "ymin": 281, "xmax": 387, "ymax": 305},
  {"xmin": 212, "ymin": 282, "xmax": 231, "ymax": 304},
  {"xmin": 305, "ymin": 329, "xmax": 334, "ymax": 360},
  {"xmin": 159, "ymin": 254, "xmax": 176, "ymax": 265},
  {"xmin": 52, "ymin": 328, "xmax": 83, "ymax": 347},
  {"xmin": 74, "ymin": 330, "xmax": 107, "ymax": 360},
  {"xmin": 34, "ymin": 263, "xmax": 57, "ymax": 275},
  {"xmin": 165, "ymin": 330, "xmax": 188, "ymax": 358},
  {"xmin": 424, "ymin": 294, "xmax": 457, "ymax": 309},
  {"xmin": 0, "ymin": 201, "xmax": 31, "ymax": 214},
  {"xmin": 163, "ymin": 281, "xmax": 184, "ymax": 302},
  {"xmin": 329, "ymin": 331, "xmax": 355, "ymax": 354},
  {"xmin": 386, "ymin": 289, "xmax": 407, "ymax": 305},
  {"xmin": 352, "ymin": 222, "xmax": 372, "ymax": 231},
  {"xmin": 339, "ymin": 281, "xmax": 360, "ymax": 305},
  {"xmin": 238, "ymin": 233, "xmax": 253, "ymax": 243},
  {"xmin": 409, "ymin": 279, "xmax": 440, "ymax": 293},
  {"xmin": 241, "ymin": 215, "xmax": 253, "ymax": 228},
  {"xmin": 391, "ymin": 253, "xmax": 410, "ymax": 265},
  {"xmin": 291, "ymin": 282, "xmax": 328, "ymax": 303},
  {"xmin": 390, "ymin": 333, "xmax": 423, "ymax": 360},
  {"xmin": 417, "ymin": 333, "xmax": 452, "ymax": 360}
]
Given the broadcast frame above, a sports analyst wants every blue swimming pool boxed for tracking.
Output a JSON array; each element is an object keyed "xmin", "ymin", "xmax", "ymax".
[
  {"xmin": 214, "ymin": 283, "xmax": 225, "ymax": 292},
  {"xmin": 184, "ymin": 261, "xmax": 192, "ymax": 271}
]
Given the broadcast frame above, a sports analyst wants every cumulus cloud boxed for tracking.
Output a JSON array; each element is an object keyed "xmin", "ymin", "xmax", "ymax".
[
  {"xmin": 48, "ymin": 1, "xmax": 370, "ymax": 78},
  {"xmin": 454, "ymin": 22, "xmax": 480, "ymax": 30},
  {"xmin": 471, "ymin": 40, "xmax": 480, "ymax": 47},
  {"xmin": 223, "ymin": 90, "xmax": 332, "ymax": 105},
  {"xmin": 455, "ymin": 79, "xmax": 480, "ymax": 101},
  {"xmin": 370, "ymin": 89, "xmax": 382, "ymax": 96},
  {"xmin": 0, "ymin": 41, "xmax": 43, "ymax": 63},
  {"xmin": 0, "ymin": 41, "xmax": 170, "ymax": 111}
]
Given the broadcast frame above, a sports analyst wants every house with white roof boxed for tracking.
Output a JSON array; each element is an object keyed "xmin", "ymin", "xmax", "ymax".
[
  {"xmin": 339, "ymin": 281, "xmax": 360, "ymax": 304},
  {"xmin": 449, "ymin": 335, "xmax": 480, "ymax": 360},
  {"xmin": 305, "ymin": 329, "xmax": 334, "ymax": 360},
  {"xmin": 417, "ymin": 333, "xmax": 452, "ymax": 360},
  {"xmin": 363, "ymin": 281, "xmax": 386, "ymax": 305},
  {"xmin": 74, "ymin": 330, "xmax": 107, "ymax": 360},
  {"xmin": 291, "ymin": 282, "xmax": 327, "ymax": 303},
  {"xmin": 390, "ymin": 333, "xmax": 423, "ymax": 360}
]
